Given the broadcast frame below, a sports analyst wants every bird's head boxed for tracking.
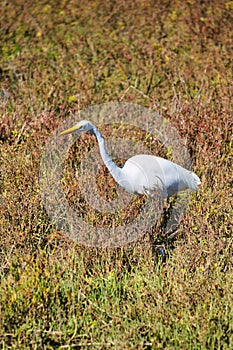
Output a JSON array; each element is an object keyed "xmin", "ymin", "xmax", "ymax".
[{"xmin": 60, "ymin": 120, "xmax": 94, "ymax": 136}]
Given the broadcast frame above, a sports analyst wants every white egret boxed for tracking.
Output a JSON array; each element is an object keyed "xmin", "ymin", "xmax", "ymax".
[{"xmin": 60, "ymin": 120, "xmax": 201, "ymax": 198}]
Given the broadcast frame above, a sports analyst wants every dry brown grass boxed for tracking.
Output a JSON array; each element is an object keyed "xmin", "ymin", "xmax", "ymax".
[{"xmin": 0, "ymin": 0, "xmax": 233, "ymax": 348}]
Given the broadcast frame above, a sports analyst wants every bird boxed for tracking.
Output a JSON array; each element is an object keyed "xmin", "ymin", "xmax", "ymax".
[{"xmin": 60, "ymin": 120, "xmax": 201, "ymax": 198}]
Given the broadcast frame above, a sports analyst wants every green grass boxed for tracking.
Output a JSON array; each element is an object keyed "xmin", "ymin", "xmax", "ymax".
[
  {"xmin": 1, "ymin": 249, "xmax": 233, "ymax": 348},
  {"xmin": 0, "ymin": 0, "xmax": 233, "ymax": 348}
]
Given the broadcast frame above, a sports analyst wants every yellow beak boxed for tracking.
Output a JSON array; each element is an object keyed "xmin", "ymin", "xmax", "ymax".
[{"xmin": 60, "ymin": 125, "xmax": 80, "ymax": 136}]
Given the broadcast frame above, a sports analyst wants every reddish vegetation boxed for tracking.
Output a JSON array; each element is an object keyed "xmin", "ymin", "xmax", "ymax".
[{"xmin": 0, "ymin": 0, "xmax": 232, "ymax": 348}]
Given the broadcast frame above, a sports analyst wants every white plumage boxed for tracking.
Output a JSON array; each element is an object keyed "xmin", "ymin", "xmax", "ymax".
[{"xmin": 60, "ymin": 120, "xmax": 201, "ymax": 198}]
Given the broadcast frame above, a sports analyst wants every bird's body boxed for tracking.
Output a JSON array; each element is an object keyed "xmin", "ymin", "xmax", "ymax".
[
  {"xmin": 121, "ymin": 154, "xmax": 200, "ymax": 197},
  {"xmin": 60, "ymin": 120, "xmax": 201, "ymax": 198}
]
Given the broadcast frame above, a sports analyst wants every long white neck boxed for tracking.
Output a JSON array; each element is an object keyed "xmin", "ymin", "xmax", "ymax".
[{"xmin": 92, "ymin": 126, "xmax": 123, "ymax": 183}]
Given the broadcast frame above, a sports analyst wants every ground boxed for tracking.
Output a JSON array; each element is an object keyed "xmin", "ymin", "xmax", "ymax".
[{"xmin": 0, "ymin": 1, "xmax": 233, "ymax": 348}]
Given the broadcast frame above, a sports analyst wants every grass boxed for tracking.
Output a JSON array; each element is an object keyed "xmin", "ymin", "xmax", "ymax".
[{"xmin": 0, "ymin": 0, "xmax": 233, "ymax": 348}]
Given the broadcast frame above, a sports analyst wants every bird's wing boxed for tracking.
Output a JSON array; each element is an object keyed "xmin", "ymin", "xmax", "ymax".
[{"xmin": 122, "ymin": 155, "xmax": 172, "ymax": 197}]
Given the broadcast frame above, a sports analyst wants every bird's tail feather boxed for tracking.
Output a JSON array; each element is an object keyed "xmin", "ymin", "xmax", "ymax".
[{"xmin": 190, "ymin": 172, "xmax": 201, "ymax": 191}]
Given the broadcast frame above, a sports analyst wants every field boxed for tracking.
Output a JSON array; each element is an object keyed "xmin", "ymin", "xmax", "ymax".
[{"xmin": 0, "ymin": 1, "xmax": 233, "ymax": 349}]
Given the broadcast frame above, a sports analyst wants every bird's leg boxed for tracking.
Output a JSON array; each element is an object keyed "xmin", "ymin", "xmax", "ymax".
[
  {"xmin": 159, "ymin": 195, "xmax": 181, "ymax": 250},
  {"xmin": 149, "ymin": 195, "xmax": 181, "ymax": 261},
  {"xmin": 147, "ymin": 191, "xmax": 166, "ymax": 258}
]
